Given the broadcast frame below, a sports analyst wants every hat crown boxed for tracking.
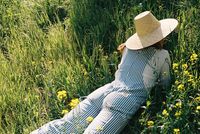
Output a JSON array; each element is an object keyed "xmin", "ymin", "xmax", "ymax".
[{"xmin": 134, "ymin": 11, "xmax": 161, "ymax": 36}]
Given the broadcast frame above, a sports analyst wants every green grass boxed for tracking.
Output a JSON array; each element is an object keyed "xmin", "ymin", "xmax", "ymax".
[{"xmin": 0, "ymin": 0, "xmax": 199, "ymax": 133}]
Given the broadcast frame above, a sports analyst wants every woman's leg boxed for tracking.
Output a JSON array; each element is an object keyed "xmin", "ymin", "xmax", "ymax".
[
  {"xmin": 84, "ymin": 89, "xmax": 147, "ymax": 134},
  {"xmin": 30, "ymin": 83, "xmax": 113, "ymax": 134},
  {"xmin": 31, "ymin": 99, "xmax": 100, "ymax": 134}
]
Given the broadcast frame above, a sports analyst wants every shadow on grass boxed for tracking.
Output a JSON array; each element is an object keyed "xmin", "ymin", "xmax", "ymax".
[{"xmin": 121, "ymin": 85, "xmax": 167, "ymax": 134}]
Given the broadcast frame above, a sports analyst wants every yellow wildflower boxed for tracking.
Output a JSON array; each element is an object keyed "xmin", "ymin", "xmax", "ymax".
[
  {"xmin": 187, "ymin": 74, "xmax": 192, "ymax": 81},
  {"xmin": 173, "ymin": 128, "xmax": 180, "ymax": 134},
  {"xmin": 174, "ymin": 70, "xmax": 178, "ymax": 73},
  {"xmin": 147, "ymin": 120, "xmax": 154, "ymax": 127},
  {"xmin": 190, "ymin": 53, "xmax": 198, "ymax": 62},
  {"xmin": 162, "ymin": 109, "xmax": 169, "ymax": 117},
  {"xmin": 172, "ymin": 63, "xmax": 179, "ymax": 70},
  {"xmin": 175, "ymin": 102, "xmax": 182, "ymax": 108},
  {"xmin": 194, "ymin": 96, "xmax": 200, "ymax": 102},
  {"xmin": 57, "ymin": 90, "xmax": 67, "ymax": 100},
  {"xmin": 183, "ymin": 70, "xmax": 190, "ymax": 76},
  {"xmin": 175, "ymin": 80, "xmax": 179, "ymax": 85},
  {"xmin": 175, "ymin": 111, "xmax": 181, "ymax": 117},
  {"xmin": 189, "ymin": 74, "xmax": 193, "ymax": 78},
  {"xmin": 182, "ymin": 63, "xmax": 188, "ymax": 70},
  {"xmin": 61, "ymin": 109, "xmax": 69, "ymax": 115},
  {"xmin": 177, "ymin": 84, "xmax": 184, "ymax": 91},
  {"xmin": 69, "ymin": 98, "xmax": 80, "ymax": 109},
  {"xmin": 188, "ymin": 78, "xmax": 193, "ymax": 83},
  {"xmin": 197, "ymin": 106, "xmax": 200, "ymax": 110},
  {"xmin": 162, "ymin": 101, "xmax": 166, "ymax": 105},
  {"xmin": 86, "ymin": 116, "xmax": 94, "ymax": 123},
  {"xmin": 146, "ymin": 100, "xmax": 151, "ymax": 107}
]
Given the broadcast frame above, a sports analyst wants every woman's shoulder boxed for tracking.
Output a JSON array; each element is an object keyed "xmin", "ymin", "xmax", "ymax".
[
  {"xmin": 155, "ymin": 49, "xmax": 170, "ymax": 58},
  {"xmin": 156, "ymin": 48, "xmax": 169, "ymax": 53},
  {"xmin": 154, "ymin": 49, "xmax": 171, "ymax": 65}
]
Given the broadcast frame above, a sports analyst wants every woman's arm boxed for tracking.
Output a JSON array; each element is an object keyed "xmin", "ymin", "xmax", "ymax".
[
  {"xmin": 117, "ymin": 43, "xmax": 126, "ymax": 54},
  {"xmin": 159, "ymin": 55, "xmax": 171, "ymax": 89}
]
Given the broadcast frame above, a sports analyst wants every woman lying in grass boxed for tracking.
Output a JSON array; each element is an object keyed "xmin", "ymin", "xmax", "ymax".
[{"xmin": 31, "ymin": 11, "xmax": 178, "ymax": 134}]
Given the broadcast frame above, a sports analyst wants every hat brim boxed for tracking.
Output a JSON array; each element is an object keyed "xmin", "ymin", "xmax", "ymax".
[{"xmin": 125, "ymin": 18, "xmax": 178, "ymax": 50}]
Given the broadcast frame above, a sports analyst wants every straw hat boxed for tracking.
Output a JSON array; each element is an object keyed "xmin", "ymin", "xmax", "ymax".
[{"xmin": 125, "ymin": 11, "xmax": 178, "ymax": 50}]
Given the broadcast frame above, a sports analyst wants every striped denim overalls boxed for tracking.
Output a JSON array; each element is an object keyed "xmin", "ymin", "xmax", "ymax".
[{"xmin": 31, "ymin": 47, "xmax": 171, "ymax": 134}]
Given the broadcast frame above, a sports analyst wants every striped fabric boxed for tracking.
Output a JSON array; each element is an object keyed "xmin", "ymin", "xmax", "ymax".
[{"xmin": 31, "ymin": 47, "xmax": 171, "ymax": 134}]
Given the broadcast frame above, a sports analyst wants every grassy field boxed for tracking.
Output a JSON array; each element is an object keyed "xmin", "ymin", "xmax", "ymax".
[{"xmin": 0, "ymin": 0, "xmax": 199, "ymax": 133}]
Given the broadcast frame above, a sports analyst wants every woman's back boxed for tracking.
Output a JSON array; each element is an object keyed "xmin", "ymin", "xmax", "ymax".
[{"xmin": 113, "ymin": 47, "xmax": 171, "ymax": 92}]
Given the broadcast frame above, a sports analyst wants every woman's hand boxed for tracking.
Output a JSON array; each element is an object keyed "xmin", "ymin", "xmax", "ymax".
[{"xmin": 117, "ymin": 43, "xmax": 126, "ymax": 54}]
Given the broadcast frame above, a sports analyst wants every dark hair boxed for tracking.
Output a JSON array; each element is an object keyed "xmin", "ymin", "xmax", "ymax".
[
  {"xmin": 152, "ymin": 42, "xmax": 163, "ymax": 49},
  {"xmin": 151, "ymin": 39, "xmax": 165, "ymax": 49}
]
